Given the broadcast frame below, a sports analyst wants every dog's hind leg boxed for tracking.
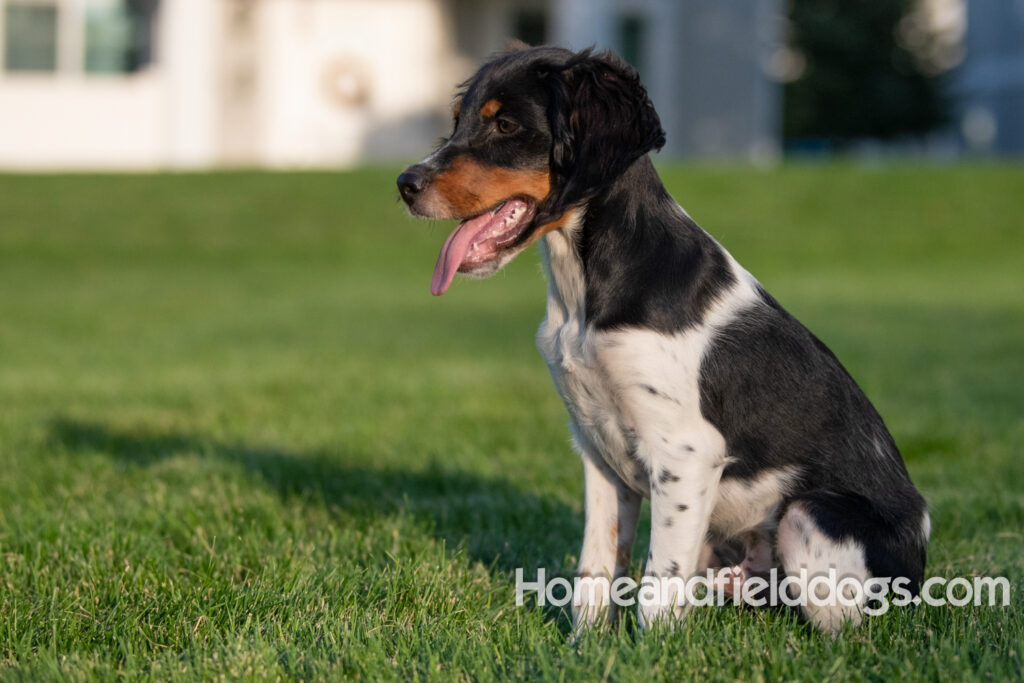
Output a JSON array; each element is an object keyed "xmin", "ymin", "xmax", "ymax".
[{"xmin": 776, "ymin": 493, "xmax": 928, "ymax": 635}]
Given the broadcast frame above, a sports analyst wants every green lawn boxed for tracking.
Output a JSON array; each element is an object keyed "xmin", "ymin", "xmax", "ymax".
[{"xmin": 0, "ymin": 165, "xmax": 1022, "ymax": 680}]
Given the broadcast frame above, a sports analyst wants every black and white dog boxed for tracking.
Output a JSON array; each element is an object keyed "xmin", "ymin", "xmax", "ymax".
[{"xmin": 397, "ymin": 45, "xmax": 928, "ymax": 634}]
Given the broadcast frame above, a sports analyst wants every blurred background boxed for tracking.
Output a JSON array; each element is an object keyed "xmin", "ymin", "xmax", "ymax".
[
  {"xmin": 0, "ymin": 0, "xmax": 1020, "ymax": 170},
  {"xmin": 1, "ymin": 4, "xmax": 1022, "ymax": 677}
]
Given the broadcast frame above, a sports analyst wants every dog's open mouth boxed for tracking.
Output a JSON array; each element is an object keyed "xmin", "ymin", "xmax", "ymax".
[{"xmin": 431, "ymin": 197, "xmax": 536, "ymax": 296}]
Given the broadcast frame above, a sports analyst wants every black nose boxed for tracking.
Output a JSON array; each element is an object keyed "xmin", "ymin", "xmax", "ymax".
[{"xmin": 397, "ymin": 168, "xmax": 427, "ymax": 204}]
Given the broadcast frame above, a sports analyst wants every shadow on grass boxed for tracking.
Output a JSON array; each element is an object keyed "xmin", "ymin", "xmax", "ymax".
[
  {"xmin": 44, "ymin": 417, "xmax": 818, "ymax": 636},
  {"xmin": 46, "ymin": 416, "xmax": 579, "ymax": 583}
]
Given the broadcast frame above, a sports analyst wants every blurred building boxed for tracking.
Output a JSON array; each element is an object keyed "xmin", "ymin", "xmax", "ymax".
[
  {"xmin": 954, "ymin": 0, "xmax": 1024, "ymax": 155},
  {"xmin": 549, "ymin": 0, "xmax": 782, "ymax": 160},
  {"xmin": 0, "ymin": 0, "xmax": 782, "ymax": 170}
]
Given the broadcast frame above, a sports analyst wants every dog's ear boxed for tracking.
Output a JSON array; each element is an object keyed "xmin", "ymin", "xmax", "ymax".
[{"xmin": 544, "ymin": 50, "xmax": 666, "ymax": 211}]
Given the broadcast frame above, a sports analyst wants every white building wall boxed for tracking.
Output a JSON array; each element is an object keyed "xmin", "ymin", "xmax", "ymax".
[
  {"xmin": 0, "ymin": 0, "xmax": 221, "ymax": 170},
  {"xmin": 254, "ymin": 0, "xmax": 452, "ymax": 167},
  {"xmin": 0, "ymin": 0, "xmax": 784, "ymax": 169},
  {"xmin": 161, "ymin": 0, "xmax": 220, "ymax": 167},
  {"xmin": 0, "ymin": 0, "xmax": 456, "ymax": 170},
  {"xmin": 0, "ymin": 74, "xmax": 165, "ymax": 169}
]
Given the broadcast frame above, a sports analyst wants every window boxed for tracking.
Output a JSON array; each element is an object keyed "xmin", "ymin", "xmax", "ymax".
[
  {"xmin": 1, "ymin": 0, "xmax": 156, "ymax": 75},
  {"xmin": 84, "ymin": 0, "xmax": 155, "ymax": 74},
  {"xmin": 4, "ymin": 1, "xmax": 58, "ymax": 72},
  {"xmin": 618, "ymin": 13, "xmax": 646, "ymax": 74}
]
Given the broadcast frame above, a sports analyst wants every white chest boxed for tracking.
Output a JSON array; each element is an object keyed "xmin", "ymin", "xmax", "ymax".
[
  {"xmin": 537, "ymin": 302, "xmax": 652, "ymax": 493},
  {"xmin": 535, "ymin": 224, "xmax": 764, "ymax": 511},
  {"xmin": 535, "ymin": 226, "xmax": 649, "ymax": 493}
]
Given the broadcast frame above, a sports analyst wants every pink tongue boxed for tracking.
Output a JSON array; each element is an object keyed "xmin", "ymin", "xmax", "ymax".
[
  {"xmin": 431, "ymin": 199, "xmax": 532, "ymax": 295},
  {"xmin": 430, "ymin": 212, "xmax": 496, "ymax": 296}
]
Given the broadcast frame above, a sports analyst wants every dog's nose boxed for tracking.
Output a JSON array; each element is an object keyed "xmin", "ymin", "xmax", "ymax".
[{"xmin": 397, "ymin": 168, "xmax": 427, "ymax": 204}]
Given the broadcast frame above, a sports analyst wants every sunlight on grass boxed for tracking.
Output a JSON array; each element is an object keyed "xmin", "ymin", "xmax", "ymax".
[{"xmin": 0, "ymin": 166, "xmax": 1022, "ymax": 679}]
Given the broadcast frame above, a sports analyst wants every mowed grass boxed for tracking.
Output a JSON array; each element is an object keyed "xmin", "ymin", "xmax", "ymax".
[{"xmin": 0, "ymin": 165, "xmax": 1022, "ymax": 681}]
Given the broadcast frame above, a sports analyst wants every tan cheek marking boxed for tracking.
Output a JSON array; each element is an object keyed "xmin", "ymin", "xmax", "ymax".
[
  {"xmin": 480, "ymin": 99, "xmax": 501, "ymax": 118},
  {"xmin": 433, "ymin": 157, "xmax": 550, "ymax": 215},
  {"xmin": 523, "ymin": 208, "xmax": 576, "ymax": 247}
]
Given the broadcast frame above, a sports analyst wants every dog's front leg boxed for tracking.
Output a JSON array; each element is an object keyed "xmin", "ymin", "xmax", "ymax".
[
  {"xmin": 573, "ymin": 446, "xmax": 641, "ymax": 634},
  {"xmin": 638, "ymin": 449, "xmax": 722, "ymax": 629}
]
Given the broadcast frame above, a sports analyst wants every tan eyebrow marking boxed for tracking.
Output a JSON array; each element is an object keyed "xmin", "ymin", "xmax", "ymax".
[
  {"xmin": 480, "ymin": 99, "xmax": 501, "ymax": 118},
  {"xmin": 453, "ymin": 100, "xmax": 461, "ymax": 120}
]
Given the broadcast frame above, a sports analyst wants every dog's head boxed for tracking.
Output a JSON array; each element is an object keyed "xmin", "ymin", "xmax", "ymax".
[{"xmin": 397, "ymin": 45, "xmax": 665, "ymax": 295}]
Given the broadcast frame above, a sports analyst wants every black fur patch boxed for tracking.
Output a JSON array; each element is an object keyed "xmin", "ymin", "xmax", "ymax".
[
  {"xmin": 787, "ymin": 492, "xmax": 927, "ymax": 592},
  {"xmin": 699, "ymin": 292, "xmax": 927, "ymax": 588},
  {"xmin": 658, "ymin": 468, "xmax": 680, "ymax": 485},
  {"xmin": 579, "ymin": 158, "xmax": 737, "ymax": 333}
]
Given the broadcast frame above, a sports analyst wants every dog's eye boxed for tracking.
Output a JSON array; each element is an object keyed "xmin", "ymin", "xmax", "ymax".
[{"xmin": 495, "ymin": 118, "xmax": 519, "ymax": 135}]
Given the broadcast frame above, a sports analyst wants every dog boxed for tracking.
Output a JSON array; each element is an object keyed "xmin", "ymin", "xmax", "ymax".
[{"xmin": 397, "ymin": 44, "xmax": 928, "ymax": 635}]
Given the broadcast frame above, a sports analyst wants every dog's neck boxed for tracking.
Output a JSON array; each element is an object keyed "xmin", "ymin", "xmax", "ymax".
[
  {"xmin": 538, "ymin": 208, "xmax": 587, "ymax": 330},
  {"xmin": 539, "ymin": 155, "xmax": 707, "ymax": 331}
]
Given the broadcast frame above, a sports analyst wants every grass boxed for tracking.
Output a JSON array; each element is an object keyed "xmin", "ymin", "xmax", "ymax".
[{"xmin": 0, "ymin": 164, "xmax": 1022, "ymax": 680}]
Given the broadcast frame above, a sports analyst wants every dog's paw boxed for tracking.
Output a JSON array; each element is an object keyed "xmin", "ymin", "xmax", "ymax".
[
  {"xmin": 636, "ymin": 576, "xmax": 689, "ymax": 631},
  {"xmin": 570, "ymin": 575, "xmax": 615, "ymax": 638}
]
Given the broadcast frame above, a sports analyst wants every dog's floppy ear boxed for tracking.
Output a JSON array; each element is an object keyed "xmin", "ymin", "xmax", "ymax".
[{"xmin": 544, "ymin": 49, "xmax": 666, "ymax": 211}]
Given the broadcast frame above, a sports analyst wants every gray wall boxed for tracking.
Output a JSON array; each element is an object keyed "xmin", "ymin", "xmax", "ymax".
[
  {"xmin": 956, "ymin": 0, "xmax": 1024, "ymax": 155},
  {"xmin": 454, "ymin": 0, "xmax": 783, "ymax": 161}
]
